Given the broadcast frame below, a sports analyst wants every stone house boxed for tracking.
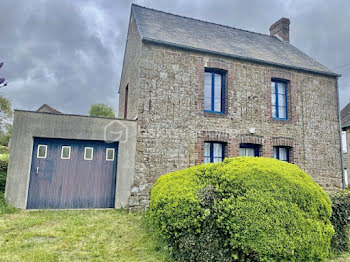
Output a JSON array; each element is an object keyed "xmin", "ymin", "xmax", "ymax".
[
  {"xmin": 341, "ymin": 102, "xmax": 350, "ymax": 186},
  {"xmin": 5, "ymin": 4, "xmax": 344, "ymax": 209},
  {"xmin": 119, "ymin": 5, "xmax": 343, "ymax": 207}
]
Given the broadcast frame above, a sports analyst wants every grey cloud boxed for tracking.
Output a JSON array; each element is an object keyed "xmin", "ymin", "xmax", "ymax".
[{"xmin": 0, "ymin": 0, "xmax": 349, "ymax": 115}]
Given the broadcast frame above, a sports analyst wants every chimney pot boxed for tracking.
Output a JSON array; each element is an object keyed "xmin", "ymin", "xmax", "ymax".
[{"xmin": 269, "ymin": 17, "xmax": 290, "ymax": 42}]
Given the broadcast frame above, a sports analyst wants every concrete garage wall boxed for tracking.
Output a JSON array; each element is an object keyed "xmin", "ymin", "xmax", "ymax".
[{"xmin": 5, "ymin": 110, "xmax": 137, "ymax": 209}]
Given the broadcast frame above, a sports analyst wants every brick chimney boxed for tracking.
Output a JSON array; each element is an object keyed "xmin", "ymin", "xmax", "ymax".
[{"xmin": 269, "ymin": 18, "xmax": 290, "ymax": 42}]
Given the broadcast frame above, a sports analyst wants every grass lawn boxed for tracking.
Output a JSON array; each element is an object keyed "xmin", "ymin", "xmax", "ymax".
[
  {"xmin": 329, "ymin": 253, "xmax": 350, "ymax": 262},
  {"xmin": 0, "ymin": 193, "xmax": 349, "ymax": 262},
  {"xmin": 0, "ymin": 207, "xmax": 171, "ymax": 261}
]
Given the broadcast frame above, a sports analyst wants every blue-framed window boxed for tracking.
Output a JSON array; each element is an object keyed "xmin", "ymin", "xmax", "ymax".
[
  {"xmin": 271, "ymin": 80, "xmax": 288, "ymax": 119},
  {"xmin": 204, "ymin": 142, "xmax": 225, "ymax": 163},
  {"xmin": 273, "ymin": 146, "xmax": 290, "ymax": 162},
  {"xmin": 204, "ymin": 69, "xmax": 226, "ymax": 113},
  {"xmin": 239, "ymin": 144, "xmax": 260, "ymax": 157}
]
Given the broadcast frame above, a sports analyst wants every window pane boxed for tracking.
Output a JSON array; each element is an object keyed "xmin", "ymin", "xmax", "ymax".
[
  {"xmin": 239, "ymin": 148, "xmax": 246, "ymax": 156},
  {"xmin": 37, "ymin": 145, "xmax": 47, "ymax": 158},
  {"xmin": 273, "ymin": 147, "xmax": 278, "ymax": 159},
  {"xmin": 214, "ymin": 73, "xmax": 221, "ymax": 87},
  {"xmin": 204, "ymin": 96, "xmax": 211, "ymax": 111},
  {"xmin": 214, "ymin": 74, "xmax": 222, "ymax": 112},
  {"xmin": 61, "ymin": 146, "xmax": 71, "ymax": 159},
  {"xmin": 204, "ymin": 73, "xmax": 212, "ymax": 111},
  {"xmin": 272, "ymin": 105, "xmax": 277, "ymax": 118},
  {"xmin": 214, "ymin": 98, "xmax": 221, "ymax": 112},
  {"xmin": 204, "ymin": 156, "xmax": 211, "ymax": 164},
  {"xmin": 204, "ymin": 142, "xmax": 211, "ymax": 157},
  {"xmin": 204, "ymin": 84, "xmax": 212, "ymax": 99},
  {"xmin": 240, "ymin": 147, "xmax": 256, "ymax": 157},
  {"xmin": 213, "ymin": 143, "xmax": 223, "ymax": 158},
  {"xmin": 271, "ymin": 82, "xmax": 276, "ymax": 94},
  {"xmin": 278, "ymin": 94, "xmax": 286, "ymax": 106},
  {"xmin": 213, "ymin": 157, "xmax": 222, "ymax": 163},
  {"xmin": 246, "ymin": 148, "xmax": 255, "ymax": 156},
  {"xmin": 84, "ymin": 147, "xmax": 93, "ymax": 160},
  {"xmin": 279, "ymin": 106, "xmax": 287, "ymax": 118},
  {"xmin": 279, "ymin": 148, "xmax": 288, "ymax": 161},
  {"xmin": 106, "ymin": 148, "xmax": 115, "ymax": 161},
  {"xmin": 278, "ymin": 83, "xmax": 286, "ymax": 94},
  {"xmin": 204, "ymin": 72, "xmax": 212, "ymax": 86},
  {"xmin": 214, "ymin": 83, "xmax": 221, "ymax": 100},
  {"xmin": 271, "ymin": 94, "xmax": 276, "ymax": 106}
]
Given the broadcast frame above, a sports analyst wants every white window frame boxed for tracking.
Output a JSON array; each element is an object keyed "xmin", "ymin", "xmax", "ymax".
[
  {"xmin": 84, "ymin": 147, "xmax": 94, "ymax": 160},
  {"xmin": 106, "ymin": 148, "xmax": 115, "ymax": 161},
  {"xmin": 345, "ymin": 169, "xmax": 348, "ymax": 187},
  {"xmin": 342, "ymin": 131, "xmax": 347, "ymax": 153},
  {"xmin": 61, "ymin": 146, "xmax": 71, "ymax": 160},
  {"xmin": 37, "ymin": 145, "xmax": 47, "ymax": 159}
]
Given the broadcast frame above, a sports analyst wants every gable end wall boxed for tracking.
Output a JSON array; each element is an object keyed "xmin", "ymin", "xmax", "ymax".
[{"xmin": 118, "ymin": 12, "xmax": 143, "ymax": 120}]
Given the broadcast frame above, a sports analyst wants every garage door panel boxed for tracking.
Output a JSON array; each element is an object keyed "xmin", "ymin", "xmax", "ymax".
[{"xmin": 27, "ymin": 138, "xmax": 118, "ymax": 209}]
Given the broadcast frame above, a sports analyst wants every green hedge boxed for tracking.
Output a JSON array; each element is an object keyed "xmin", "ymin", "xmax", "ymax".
[
  {"xmin": 149, "ymin": 157, "xmax": 334, "ymax": 262},
  {"xmin": 329, "ymin": 189, "xmax": 350, "ymax": 253},
  {"xmin": 0, "ymin": 153, "xmax": 8, "ymax": 193}
]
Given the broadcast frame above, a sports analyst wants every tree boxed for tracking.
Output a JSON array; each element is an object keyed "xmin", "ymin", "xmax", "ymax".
[
  {"xmin": 0, "ymin": 123, "xmax": 12, "ymax": 146},
  {"xmin": 88, "ymin": 104, "xmax": 115, "ymax": 118},
  {"xmin": 0, "ymin": 62, "xmax": 12, "ymax": 135},
  {"xmin": 0, "ymin": 62, "xmax": 7, "ymax": 88}
]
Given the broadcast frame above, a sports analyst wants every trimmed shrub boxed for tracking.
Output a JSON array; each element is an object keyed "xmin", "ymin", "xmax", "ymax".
[
  {"xmin": 149, "ymin": 157, "xmax": 334, "ymax": 262},
  {"xmin": 0, "ymin": 153, "xmax": 8, "ymax": 193},
  {"xmin": 329, "ymin": 189, "xmax": 350, "ymax": 252}
]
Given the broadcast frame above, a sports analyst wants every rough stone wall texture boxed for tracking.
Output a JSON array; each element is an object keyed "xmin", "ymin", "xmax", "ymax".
[
  {"xmin": 118, "ymin": 13, "xmax": 143, "ymax": 120},
  {"xmin": 119, "ymin": 24, "xmax": 342, "ymax": 208}
]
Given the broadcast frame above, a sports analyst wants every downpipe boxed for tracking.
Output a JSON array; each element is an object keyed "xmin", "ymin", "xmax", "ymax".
[{"xmin": 336, "ymin": 78, "xmax": 346, "ymax": 189}]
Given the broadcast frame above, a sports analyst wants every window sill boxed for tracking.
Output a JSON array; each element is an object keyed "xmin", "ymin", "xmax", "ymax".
[
  {"xmin": 204, "ymin": 111, "xmax": 227, "ymax": 118},
  {"xmin": 271, "ymin": 117, "xmax": 292, "ymax": 124},
  {"xmin": 272, "ymin": 117, "xmax": 289, "ymax": 121},
  {"xmin": 204, "ymin": 110, "xmax": 225, "ymax": 114}
]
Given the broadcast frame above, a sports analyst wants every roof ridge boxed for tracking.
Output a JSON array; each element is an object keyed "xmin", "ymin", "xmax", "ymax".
[{"xmin": 131, "ymin": 4, "xmax": 275, "ymax": 39}]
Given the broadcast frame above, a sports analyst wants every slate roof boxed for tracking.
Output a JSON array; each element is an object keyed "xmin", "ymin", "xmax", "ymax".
[
  {"xmin": 341, "ymin": 103, "xmax": 350, "ymax": 128},
  {"xmin": 132, "ymin": 4, "xmax": 339, "ymax": 77},
  {"xmin": 36, "ymin": 104, "xmax": 62, "ymax": 114}
]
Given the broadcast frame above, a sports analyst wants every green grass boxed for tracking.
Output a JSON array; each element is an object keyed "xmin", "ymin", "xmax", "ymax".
[
  {"xmin": 0, "ymin": 193, "xmax": 349, "ymax": 262},
  {"xmin": 0, "ymin": 205, "xmax": 171, "ymax": 261},
  {"xmin": 0, "ymin": 192, "xmax": 18, "ymax": 216},
  {"xmin": 328, "ymin": 252, "xmax": 350, "ymax": 262}
]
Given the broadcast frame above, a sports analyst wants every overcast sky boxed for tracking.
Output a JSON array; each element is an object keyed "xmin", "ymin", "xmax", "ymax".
[{"xmin": 1, "ymin": 0, "xmax": 349, "ymax": 115}]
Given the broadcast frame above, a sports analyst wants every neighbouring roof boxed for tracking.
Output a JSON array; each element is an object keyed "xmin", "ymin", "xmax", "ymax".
[
  {"xmin": 36, "ymin": 104, "xmax": 62, "ymax": 114},
  {"xmin": 341, "ymin": 102, "xmax": 350, "ymax": 128},
  {"xmin": 132, "ymin": 4, "xmax": 339, "ymax": 77}
]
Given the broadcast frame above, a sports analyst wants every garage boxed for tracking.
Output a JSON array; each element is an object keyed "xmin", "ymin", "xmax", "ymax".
[{"xmin": 26, "ymin": 137, "xmax": 118, "ymax": 209}]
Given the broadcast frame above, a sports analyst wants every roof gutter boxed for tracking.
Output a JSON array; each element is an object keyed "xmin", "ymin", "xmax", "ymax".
[
  {"xmin": 142, "ymin": 37, "xmax": 341, "ymax": 78},
  {"xmin": 336, "ymin": 78, "xmax": 346, "ymax": 189}
]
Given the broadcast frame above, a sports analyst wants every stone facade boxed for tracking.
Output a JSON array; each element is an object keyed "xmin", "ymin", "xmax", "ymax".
[
  {"xmin": 118, "ymin": 13, "xmax": 342, "ymax": 208},
  {"xmin": 341, "ymin": 103, "xmax": 350, "ymax": 177},
  {"xmin": 343, "ymin": 127, "xmax": 350, "ymax": 174}
]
